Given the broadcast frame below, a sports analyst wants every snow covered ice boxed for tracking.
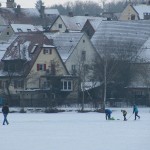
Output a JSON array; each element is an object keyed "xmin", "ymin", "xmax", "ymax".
[{"xmin": 0, "ymin": 107, "xmax": 150, "ymax": 150}]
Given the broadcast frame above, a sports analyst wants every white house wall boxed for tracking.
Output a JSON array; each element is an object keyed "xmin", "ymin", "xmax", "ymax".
[
  {"xmin": 50, "ymin": 17, "xmax": 66, "ymax": 32},
  {"xmin": 65, "ymin": 34, "xmax": 97, "ymax": 80}
]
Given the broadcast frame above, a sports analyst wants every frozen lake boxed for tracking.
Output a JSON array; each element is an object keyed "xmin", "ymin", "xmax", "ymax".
[{"xmin": 0, "ymin": 107, "xmax": 150, "ymax": 150}]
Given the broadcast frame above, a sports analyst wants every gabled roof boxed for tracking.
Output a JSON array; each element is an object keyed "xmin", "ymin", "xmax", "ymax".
[
  {"xmin": 11, "ymin": 24, "xmax": 38, "ymax": 32},
  {"xmin": 86, "ymin": 18, "xmax": 104, "ymax": 31},
  {"xmin": 45, "ymin": 32, "xmax": 84, "ymax": 62},
  {"xmin": 0, "ymin": 35, "xmax": 18, "ymax": 60},
  {"xmin": 0, "ymin": 7, "xmax": 59, "ymax": 26},
  {"xmin": 1, "ymin": 33, "xmax": 52, "ymax": 75},
  {"xmin": 91, "ymin": 20, "xmax": 150, "ymax": 54},
  {"xmin": 59, "ymin": 15, "xmax": 105, "ymax": 31},
  {"xmin": 133, "ymin": 4, "xmax": 150, "ymax": 19}
]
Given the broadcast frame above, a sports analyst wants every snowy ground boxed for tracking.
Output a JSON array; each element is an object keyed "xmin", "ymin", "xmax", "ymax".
[{"xmin": 0, "ymin": 107, "xmax": 150, "ymax": 150}]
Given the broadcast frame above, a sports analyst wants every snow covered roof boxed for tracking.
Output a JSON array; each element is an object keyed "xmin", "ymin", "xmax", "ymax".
[
  {"xmin": 133, "ymin": 4, "xmax": 150, "ymax": 19},
  {"xmin": 21, "ymin": 8, "xmax": 40, "ymax": 17},
  {"xmin": 44, "ymin": 8, "xmax": 59, "ymax": 15},
  {"xmin": 11, "ymin": 24, "xmax": 38, "ymax": 32},
  {"xmin": 139, "ymin": 37, "xmax": 150, "ymax": 62},
  {"xmin": 0, "ymin": 35, "xmax": 18, "ymax": 60},
  {"xmin": 60, "ymin": 15, "xmax": 105, "ymax": 31},
  {"xmin": 1, "ymin": 33, "xmax": 52, "ymax": 76},
  {"xmin": 0, "ymin": 43, "xmax": 11, "ymax": 60},
  {"xmin": 2, "ymin": 41, "xmax": 31, "ymax": 61},
  {"xmin": 88, "ymin": 19, "xmax": 104, "ymax": 31},
  {"xmin": 0, "ymin": 8, "xmax": 58, "ymax": 26},
  {"xmin": 45, "ymin": 32, "xmax": 84, "ymax": 62},
  {"xmin": 91, "ymin": 20, "xmax": 150, "ymax": 55}
]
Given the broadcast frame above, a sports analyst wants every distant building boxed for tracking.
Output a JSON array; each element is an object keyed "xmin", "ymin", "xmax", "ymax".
[{"xmin": 119, "ymin": 2, "xmax": 150, "ymax": 20}]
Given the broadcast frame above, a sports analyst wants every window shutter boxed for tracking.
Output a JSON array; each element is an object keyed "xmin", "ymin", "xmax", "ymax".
[
  {"xmin": 44, "ymin": 64, "xmax": 46, "ymax": 71},
  {"xmin": 37, "ymin": 64, "xmax": 40, "ymax": 71}
]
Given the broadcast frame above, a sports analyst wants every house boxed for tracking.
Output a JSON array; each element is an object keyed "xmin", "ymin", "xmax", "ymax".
[
  {"xmin": 45, "ymin": 32, "xmax": 99, "ymax": 103},
  {"xmin": 0, "ymin": 33, "xmax": 78, "ymax": 106},
  {"xmin": 91, "ymin": 20, "xmax": 150, "ymax": 105},
  {"xmin": 50, "ymin": 15, "xmax": 106, "ymax": 32},
  {"xmin": 45, "ymin": 32, "xmax": 98, "ymax": 80},
  {"xmin": 0, "ymin": 23, "xmax": 41, "ymax": 43},
  {"xmin": 119, "ymin": 2, "xmax": 150, "ymax": 20}
]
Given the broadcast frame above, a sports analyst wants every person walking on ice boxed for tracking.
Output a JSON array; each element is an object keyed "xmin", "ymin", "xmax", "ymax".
[
  {"xmin": 121, "ymin": 110, "xmax": 127, "ymax": 121},
  {"xmin": 2, "ymin": 103, "xmax": 9, "ymax": 125},
  {"xmin": 133, "ymin": 104, "xmax": 140, "ymax": 120},
  {"xmin": 105, "ymin": 109, "xmax": 113, "ymax": 120}
]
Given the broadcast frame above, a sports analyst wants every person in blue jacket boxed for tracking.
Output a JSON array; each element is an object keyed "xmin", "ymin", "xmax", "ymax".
[
  {"xmin": 105, "ymin": 109, "xmax": 112, "ymax": 120},
  {"xmin": 133, "ymin": 104, "xmax": 140, "ymax": 120}
]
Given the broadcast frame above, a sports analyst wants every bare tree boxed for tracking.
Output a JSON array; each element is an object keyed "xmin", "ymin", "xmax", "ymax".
[{"xmin": 91, "ymin": 39, "xmax": 142, "ymax": 111}]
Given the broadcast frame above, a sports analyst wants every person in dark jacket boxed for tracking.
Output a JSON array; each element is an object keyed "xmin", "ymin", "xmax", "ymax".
[
  {"xmin": 2, "ymin": 103, "xmax": 9, "ymax": 125},
  {"xmin": 105, "ymin": 109, "xmax": 112, "ymax": 120},
  {"xmin": 133, "ymin": 104, "xmax": 140, "ymax": 120},
  {"xmin": 121, "ymin": 110, "xmax": 127, "ymax": 121}
]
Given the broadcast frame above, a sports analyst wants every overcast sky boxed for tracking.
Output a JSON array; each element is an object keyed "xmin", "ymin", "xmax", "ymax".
[{"xmin": 1, "ymin": 0, "xmax": 121, "ymax": 8}]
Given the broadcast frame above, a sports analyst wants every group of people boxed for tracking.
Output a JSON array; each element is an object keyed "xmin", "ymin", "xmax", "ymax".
[
  {"xmin": 1, "ymin": 103, "xmax": 141, "ymax": 125},
  {"xmin": 105, "ymin": 104, "xmax": 140, "ymax": 121}
]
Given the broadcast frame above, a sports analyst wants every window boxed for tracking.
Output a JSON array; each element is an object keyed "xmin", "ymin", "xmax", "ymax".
[
  {"xmin": 71, "ymin": 65, "xmax": 76, "ymax": 75},
  {"xmin": 72, "ymin": 65, "xmax": 76, "ymax": 71},
  {"xmin": 7, "ymin": 32, "xmax": 9, "ymax": 35},
  {"xmin": 31, "ymin": 45, "xmax": 38, "ymax": 54},
  {"xmin": 43, "ymin": 48, "xmax": 52, "ymax": 54},
  {"xmin": 81, "ymin": 51, "xmax": 86, "ymax": 61},
  {"xmin": 58, "ymin": 24, "xmax": 62, "ymax": 28},
  {"xmin": 37, "ymin": 64, "xmax": 46, "ymax": 71},
  {"xmin": 61, "ymin": 80, "xmax": 72, "ymax": 91}
]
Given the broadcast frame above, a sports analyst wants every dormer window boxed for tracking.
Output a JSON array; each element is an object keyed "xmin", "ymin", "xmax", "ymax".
[
  {"xmin": 27, "ymin": 29, "xmax": 31, "ymax": 32},
  {"xmin": 17, "ymin": 28, "xmax": 22, "ymax": 32},
  {"xmin": 30, "ymin": 44, "xmax": 38, "ymax": 54},
  {"xmin": 144, "ymin": 13, "xmax": 150, "ymax": 20},
  {"xmin": 76, "ymin": 23, "xmax": 81, "ymax": 27}
]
